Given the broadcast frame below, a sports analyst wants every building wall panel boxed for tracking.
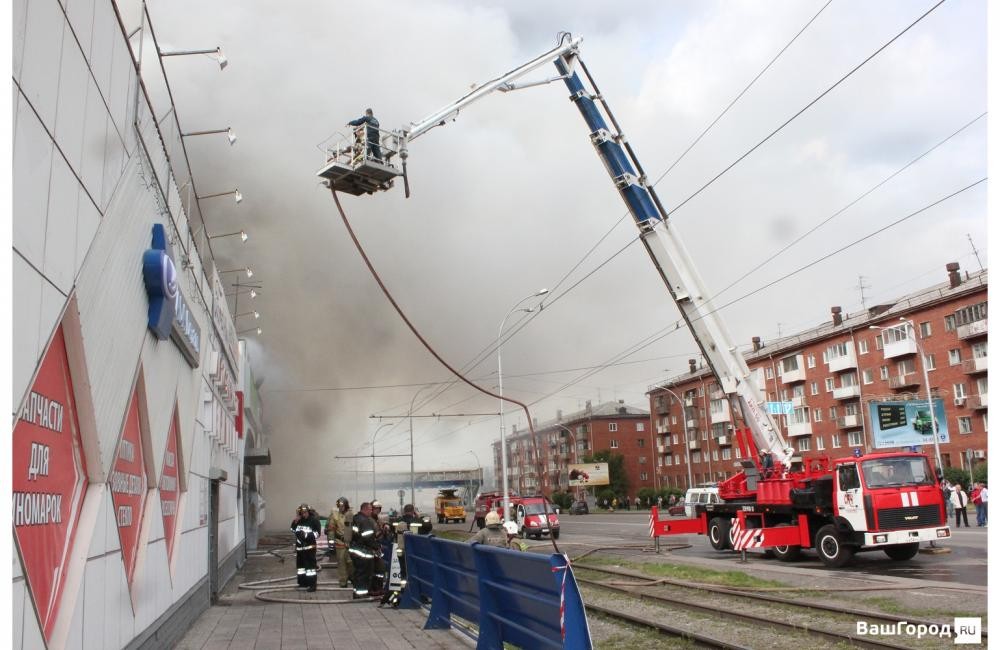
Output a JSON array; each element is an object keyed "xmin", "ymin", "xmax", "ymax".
[
  {"xmin": 13, "ymin": 97, "xmax": 54, "ymax": 270},
  {"xmin": 19, "ymin": 0, "xmax": 65, "ymax": 127},
  {"xmin": 43, "ymin": 152, "xmax": 79, "ymax": 294},
  {"xmin": 80, "ymin": 556, "xmax": 107, "ymax": 650},
  {"xmin": 66, "ymin": 0, "xmax": 96, "ymax": 59},
  {"xmin": 54, "ymin": 28, "xmax": 90, "ymax": 174},
  {"xmin": 80, "ymin": 78, "xmax": 110, "ymax": 205},
  {"xmin": 12, "ymin": 255, "xmax": 44, "ymax": 411}
]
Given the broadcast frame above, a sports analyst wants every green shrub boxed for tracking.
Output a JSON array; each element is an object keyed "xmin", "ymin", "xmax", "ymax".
[{"xmin": 550, "ymin": 491, "xmax": 573, "ymax": 510}]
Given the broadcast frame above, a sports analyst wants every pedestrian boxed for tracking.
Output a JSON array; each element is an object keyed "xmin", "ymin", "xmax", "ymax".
[
  {"xmin": 325, "ymin": 497, "xmax": 353, "ymax": 588},
  {"xmin": 370, "ymin": 500, "xmax": 389, "ymax": 596},
  {"xmin": 951, "ymin": 484, "xmax": 970, "ymax": 527},
  {"xmin": 941, "ymin": 479, "xmax": 954, "ymax": 519},
  {"xmin": 972, "ymin": 483, "xmax": 987, "ymax": 527},
  {"xmin": 469, "ymin": 511, "xmax": 509, "ymax": 548},
  {"xmin": 980, "ymin": 483, "xmax": 988, "ymax": 527},
  {"xmin": 503, "ymin": 521, "xmax": 528, "ymax": 551},
  {"xmin": 347, "ymin": 108, "xmax": 382, "ymax": 161},
  {"xmin": 291, "ymin": 504, "xmax": 321, "ymax": 592},
  {"xmin": 611, "ymin": 497, "xmax": 618, "ymax": 512},
  {"xmin": 349, "ymin": 502, "xmax": 380, "ymax": 598}
]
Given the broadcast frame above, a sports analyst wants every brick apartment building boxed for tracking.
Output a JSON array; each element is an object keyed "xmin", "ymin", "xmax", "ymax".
[
  {"xmin": 648, "ymin": 264, "xmax": 987, "ymax": 490},
  {"xmin": 491, "ymin": 401, "xmax": 652, "ymax": 497}
]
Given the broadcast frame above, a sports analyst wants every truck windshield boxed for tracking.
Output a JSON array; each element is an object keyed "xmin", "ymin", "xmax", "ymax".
[
  {"xmin": 861, "ymin": 457, "xmax": 935, "ymax": 488},
  {"xmin": 521, "ymin": 502, "xmax": 552, "ymax": 515}
]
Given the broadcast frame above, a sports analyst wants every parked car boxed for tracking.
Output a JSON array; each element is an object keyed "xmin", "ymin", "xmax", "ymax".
[
  {"xmin": 570, "ymin": 500, "xmax": 589, "ymax": 515},
  {"xmin": 683, "ymin": 485, "xmax": 721, "ymax": 518}
]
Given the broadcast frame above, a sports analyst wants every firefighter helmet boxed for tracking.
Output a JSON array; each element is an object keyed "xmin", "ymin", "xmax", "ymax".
[
  {"xmin": 485, "ymin": 511, "xmax": 501, "ymax": 526},
  {"xmin": 336, "ymin": 496, "xmax": 349, "ymax": 508},
  {"xmin": 371, "ymin": 500, "xmax": 383, "ymax": 509}
]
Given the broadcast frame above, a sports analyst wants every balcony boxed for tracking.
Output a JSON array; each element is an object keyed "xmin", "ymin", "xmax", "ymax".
[
  {"xmin": 686, "ymin": 418, "xmax": 698, "ymax": 429},
  {"xmin": 790, "ymin": 395, "xmax": 808, "ymax": 408},
  {"xmin": 883, "ymin": 336, "xmax": 917, "ymax": 359},
  {"xmin": 656, "ymin": 424, "xmax": 669, "ymax": 435},
  {"xmin": 957, "ymin": 318, "xmax": 988, "ymax": 340},
  {"xmin": 786, "ymin": 421, "xmax": 813, "ymax": 437},
  {"xmin": 962, "ymin": 357, "xmax": 988, "ymax": 374},
  {"xmin": 833, "ymin": 385, "xmax": 861, "ymax": 400},
  {"xmin": 780, "ymin": 354, "xmax": 806, "ymax": 383},
  {"xmin": 889, "ymin": 373, "xmax": 921, "ymax": 389},
  {"xmin": 716, "ymin": 436, "xmax": 731, "ymax": 447},
  {"xmin": 710, "ymin": 402, "xmax": 732, "ymax": 424},
  {"xmin": 835, "ymin": 414, "xmax": 861, "ymax": 429},
  {"xmin": 968, "ymin": 394, "xmax": 988, "ymax": 410},
  {"xmin": 687, "ymin": 440, "xmax": 701, "ymax": 451},
  {"xmin": 656, "ymin": 444, "xmax": 666, "ymax": 454},
  {"xmin": 828, "ymin": 344, "xmax": 858, "ymax": 372}
]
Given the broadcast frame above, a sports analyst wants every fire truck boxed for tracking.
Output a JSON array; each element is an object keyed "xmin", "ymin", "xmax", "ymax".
[{"xmin": 318, "ymin": 33, "xmax": 951, "ymax": 567}]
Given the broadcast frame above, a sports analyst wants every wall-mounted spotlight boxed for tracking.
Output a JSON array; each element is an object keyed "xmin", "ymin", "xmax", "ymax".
[
  {"xmin": 160, "ymin": 46, "xmax": 228, "ymax": 70},
  {"xmin": 182, "ymin": 127, "xmax": 237, "ymax": 146},
  {"xmin": 197, "ymin": 189, "xmax": 242, "ymax": 204},
  {"xmin": 226, "ymin": 287, "xmax": 259, "ymax": 299},
  {"xmin": 237, "ymin": 327, "xmax": 263, "ymax": 336},
  {"xmin": 236, "ymin": 311, "xmax": 261, "ymax": 320},
  {"xmin": 220, "ymin": 267, "xmax": 253, "ymax": 278},
  {"xmin": 209, "ymin": 230, "xmax": 248, "ymax": 243}
]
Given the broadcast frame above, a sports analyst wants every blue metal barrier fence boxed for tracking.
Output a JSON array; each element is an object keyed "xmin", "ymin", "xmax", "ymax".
[{"xmin": 401, "ymin": 534, "xmax": 592, "ymax": 649}]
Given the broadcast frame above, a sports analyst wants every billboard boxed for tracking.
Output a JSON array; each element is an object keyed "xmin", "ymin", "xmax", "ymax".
[
  {"xmin": 869, "ymin": 399, "xmax": 950, "ymax": 449},
  {"xmin": 568, "ymin": 463, "xmax": 609, "ymax": 486}
]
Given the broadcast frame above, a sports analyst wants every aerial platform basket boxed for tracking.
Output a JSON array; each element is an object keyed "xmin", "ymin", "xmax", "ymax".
[{"xmin": 317, "ymin": 127, "xmax": 403, "ymax": 195}]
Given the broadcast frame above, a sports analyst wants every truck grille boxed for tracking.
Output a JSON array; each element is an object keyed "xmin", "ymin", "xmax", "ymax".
[{"xmin": 876, "ymin": 505, "xmax": 942, "ymax": 530}]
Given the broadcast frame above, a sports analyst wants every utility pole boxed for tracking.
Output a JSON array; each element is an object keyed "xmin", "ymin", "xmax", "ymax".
[
  {"xmin": 856, "ymin": 275, "xmax": 871, "ymax": 310},
  {"xmin": 967, "ymin": 234, "xmax": 984, "ymax": 271}
]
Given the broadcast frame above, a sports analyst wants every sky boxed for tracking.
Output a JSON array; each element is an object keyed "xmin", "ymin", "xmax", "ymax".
[{"xmin": 136, "ymin": 0, "xmax": 988, "ymax": 516}]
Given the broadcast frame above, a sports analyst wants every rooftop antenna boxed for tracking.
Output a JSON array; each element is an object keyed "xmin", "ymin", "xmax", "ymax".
[
  {"xmin": 967, "ymin": 233, "xmax": 984, "ymax": 271},
  {"xmin": 856, "ymin": 275, "xmax": 871, "ymax": 310}
]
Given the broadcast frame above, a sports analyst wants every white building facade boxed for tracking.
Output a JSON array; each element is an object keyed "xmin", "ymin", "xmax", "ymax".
[{"xmin": 13, "ymin": 1, "xmax": 258, "ymax": 648}]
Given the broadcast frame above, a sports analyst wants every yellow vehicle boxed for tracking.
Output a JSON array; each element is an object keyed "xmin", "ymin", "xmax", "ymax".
[{"xmin": 434, "ymin": 489, "xmax": 467, "ymax": 524}]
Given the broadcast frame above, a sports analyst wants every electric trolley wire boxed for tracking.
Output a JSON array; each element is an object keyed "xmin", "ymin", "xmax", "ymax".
[{"xmin": 669, "ymin": 0, "xmax": 948, "ymax": 216}]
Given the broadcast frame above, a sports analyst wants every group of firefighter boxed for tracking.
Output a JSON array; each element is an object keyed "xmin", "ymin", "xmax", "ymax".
[{"xmin": 291, "ymin": 498, "xmax": 422, "ymax": 600}]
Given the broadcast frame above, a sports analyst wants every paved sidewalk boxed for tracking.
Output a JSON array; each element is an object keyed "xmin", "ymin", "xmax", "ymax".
[{"xmin": 175, "ymin": 551, "xmax": 471, "ymax": 649}]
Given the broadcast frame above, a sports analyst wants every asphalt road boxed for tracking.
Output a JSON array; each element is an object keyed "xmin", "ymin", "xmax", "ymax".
[{"xmin": 551, "ymin": 511, "xmax": 988, "ymax": 586}]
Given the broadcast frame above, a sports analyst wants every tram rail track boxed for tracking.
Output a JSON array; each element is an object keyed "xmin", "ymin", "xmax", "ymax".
[{"xmin": 576, "ymin": 563, "xmax": 951, "ymax": 650}]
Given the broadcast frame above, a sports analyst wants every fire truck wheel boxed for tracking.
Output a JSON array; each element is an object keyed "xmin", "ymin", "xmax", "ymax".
[
  {"xmin": 883, "ymin": 543, "xmax": 919, "ymax": 561},
  {"xmin": 771, "ymin": 524, "xmax": 802, "ymax": 562},
  {"xmin": 708, "ymin": 518, "xmax": 731, "ymax": 551},
  {"xmin": 815, "ymin": 525, "xmax": 855, "ymax": 568}
]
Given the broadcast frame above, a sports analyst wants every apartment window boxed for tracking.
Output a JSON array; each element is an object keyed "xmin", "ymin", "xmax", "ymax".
[
  {"xmin": 792, "ymin": 384, "xmax": 805, "ymax": 398},
  {"xmin": 701, "ymin": 429, "xmax": 709, "ymax": 441},
  {"xmin": 955, "ymin": 301, "xmax": 988, "ymax": 326},
  {"xmin": 810, "ymin": 381, "xmax": 819, "ymax": 396},
  {"xmin": 831, "ymin": 433, "xmax": 842, "ymax": 449},
  {"xmin": 712, "ymin": 422, "xmax": 727, "ymax": 437},
  {"xmin": 919, "ymin": 321, "xmax": 932, "ymax": 338},
  {"xmin": 983, "ymin": 414, "xmax": 989, "ymax": 433},
  {"xmin": 812, "ymin": 408, "xmax": 822, "ymax": 422},
  {"xmin": 636, "ymin": 422, "xmax": 645, "ymax": 432},
  {"xmin": 735, "ymin": 447, "xmax": 742, "ymax": 459},
  {"xmin": 976, "ymin": 376, "xmax": 988, "ymax": 395},
  {"xmin": 958, "ymin": 417, "xmax": 972, "ymax": 434},
  {"xmin": 923, "ymin": 353, "xmax": 936, "ymax": 370},
  {"xmin": 637, "ymin": 438, "xmax": 645, "ymax": 448},
  {"xmin": 640, "ymin": 472, "xmax": 648, "ymax": 481},
  {"xmin": 875, "ymin": 335, "xmax": 883, "ymax": 350},
  {"xmin": 858, "ymin": 339, "xmax": 869, "ymax": 355},
  {"xmin": 825, "ymin": 377, "xmax": 835, "ymax": 392},
  {"xmin": 807, "ymin": 354, "xmax": 816, "ymax": 369},
  {"xmin": 671, "ymin": 415, "xmax": 677, "ymax": 425},
  {"xmin": 880, "ymin": 365, "xmax": 889, "ymax": 380},
  {"xmin": 790, "ymin": 407, "xmax": 809, "ymax": 425},
  {"xmin": 847, "ymin": 431, "xmax": 863, "ymax": 446},
  {"xmin": 840, "ymin": 372, "xmax": 858, "ymax": 387},
  {"xmin": 797, "ymin": 437, "xmax": 811, "ymax": 452},
  {"xmin": 781, "ymin": 389, "xmax": 791, "ymax": 401},
  {"xmin": 862, "ymin": 369, "xmax": 874, "ymax": 385},
  {"xmin": 954, "ymin": 383, "xmax": 967, "ymax": 399},
  {"xmin": 944, "ymin": 314, "xmax": 956, "ymax": 331},
  {"xmin": 610, "ymin": 439, "xmax": 619, "ymax": 449},
  {"xmin": 664, "ymin": 456, "xmax": 671, "ymax": 466},
  {"xmin": 765, "ymin": 367, "xmax": 774, "ymax": 379},
  {"xmin": 712, "ymin": 450, "xmax": 719, "ymax": 461},
  {"xmin": 827, "ymin": 342, "xmax": 849, "ymax": 360},
  {"xmin": 844, "ymin": 402, "xmax": 858, "ymax": 416},
  {"xmin": 816, "ymin": 436, "xmax": 826, "ymax": 451},
  {"xmin": 608, "ymin": 422, "xmax": 618, "ymax": 432},
  {"xmin": 781, "ymin": 356, "xmax": 801, "ymax": 373},
  {"xmin": 971, "ymin": 342, "xmax": 988, "ymax": 359},
  {"xmin": 721, "ymin": 448, "xmax": 732, "ymax": 460},
  {"xmin": 829, "ymin": 406, "xmax": 838, "ymax": 420},
  {"xmin": 948, "ymin": 349, "xmax": 962, "ymax": 366},
  {"xmin": 672, "ymin": 434, "xmax": 678, "ymax": 445},
  {"xmin": 638, "ymin": 456, "xmax": 647, "ymax": 464},
  {"xmin": 692, "ymin": 451, "xmax": 702, "ymax": 463}
]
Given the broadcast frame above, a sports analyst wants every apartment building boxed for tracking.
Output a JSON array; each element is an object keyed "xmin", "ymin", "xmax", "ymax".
[
  {"xmin": 491, "ymin": 401, "xmax": 652, "ymax": 497},
  {"xmin": 649, "ymin": 264, "xmax": 987, "ymax": 490}
]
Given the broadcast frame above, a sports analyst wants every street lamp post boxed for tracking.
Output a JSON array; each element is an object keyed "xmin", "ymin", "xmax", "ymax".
[
  {"xmin": 657, "ymin": 385, "xmax": 695, "ymax": 490},
  {"xmin": 409, "ymin": 385, "xmax": 435, "ymax": 506},
  {"xmin": 498, "ymin": 289, "xmax": 549, "ymax": 521},
  {"xmin": 371, "ymin": 423, "xmax": 393, "ymax": 501},
  {"xmin": 870, "ymin": 320, "xmax": 943, "ymax": 471},
  {"xmin": 468, "ymin": 450, "xmax": 482, "ymax": 507}
]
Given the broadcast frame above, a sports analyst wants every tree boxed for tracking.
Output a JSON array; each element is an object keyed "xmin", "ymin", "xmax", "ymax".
[
  {"xmin": 582, "ymin": 450, "xmax": 630, "ymax": 497},
  {"xmin": 973, "ymin": 462, "xmax": 988, "ymax": 485},
  {"xmin": 943, "ymin": 466, "xmax": 971, "ymax": 487},
  {"xmin": 550, "ymin": 491, "xmax": 573, "ymax": 510}
]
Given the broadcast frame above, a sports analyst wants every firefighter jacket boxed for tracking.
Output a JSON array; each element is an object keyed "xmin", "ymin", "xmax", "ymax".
[
  {"xmin": 291, "ymin": 514, "xmax": 322, "ymax": 550},
  {"xmin": 350, "ymin": 512, "xmax": 380, "ymax": 557},
  {"xmin": 326, "ymin": 509, "xmax": 352, "ymax": 548},
  {"xmin": 469, "ymin": 525, "xmax": 508, "ymax": 549}
]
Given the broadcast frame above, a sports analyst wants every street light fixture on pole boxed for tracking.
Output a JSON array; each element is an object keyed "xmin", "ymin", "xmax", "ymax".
[
  {"xmin": 498, "ymin": 289, "xmax": 548, "ymax": 521},
  {"xmin": 468, "ymin": 450, "xmax": 482, "ymax": 507},
  {"xmin": 656, "ymin": 384, "xmax": 695, "ymax": 490},
  {"xmin": 870, "ymin": 320, "xmax": 943, "ymax": 472},
  {"xmin": 408, "ymin": 384, "xmax": 436, "ymax": 506}
]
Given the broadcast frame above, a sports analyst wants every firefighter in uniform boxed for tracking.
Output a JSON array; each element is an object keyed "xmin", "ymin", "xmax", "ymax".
[
  {"xmin": 371, "ymin": 500, "xmax": 389, "ymax": 596},
  {"xmin": 325, "ymin": 497, "xmax": 353, "ymax": 588},
  {"xmin": 291, "ymin": 504, "xmax": 321, "ymax": 591},
  {"xmin": 469, "ymin": 511, "xmax": 508, "ymax": 548},
  {"xmin": 349, "ymin": 502, "xmax": 379, "ymax": 598}
]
